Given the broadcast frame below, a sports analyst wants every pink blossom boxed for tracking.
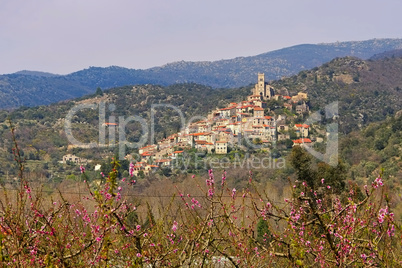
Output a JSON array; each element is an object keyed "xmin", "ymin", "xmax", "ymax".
[
  {"xmin": 172, "ymin": 221, "xmax": 178, "ymax": 232},
  {"xmin": 373, "ymin": 177, "xmax": 383, "ymax": 188},
  {"xmin": 387, "ymin": 225, "xmax": 395, "ymax": 237},
  {"xmin": 208, "ymin": 188, "xmax": 214, "ymax": 197},
  {"xmin": 129, "ymin": 162, "xmax": 135, "ymax": 177},
  {"xmin": 321, "ymin": 178, "xmax": 325, "ymax": 184},
  {"xmin": 232, "ymin": 188, "xmax": 236, "ymax": 199},
  {"xmin": 80, "ymin": 165, "xmax": 85, "ymax": 173}
]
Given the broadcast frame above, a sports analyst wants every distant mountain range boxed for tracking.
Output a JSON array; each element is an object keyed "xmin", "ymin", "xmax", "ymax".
[{"xmin": 1, "ymin": 38, "xmax": 402, "ymax": 109}]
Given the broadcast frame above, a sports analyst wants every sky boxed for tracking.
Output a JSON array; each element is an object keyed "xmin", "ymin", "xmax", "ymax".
[{"xmin": 1, "ymin": 0, "xmax": 402, "ymax": 75}]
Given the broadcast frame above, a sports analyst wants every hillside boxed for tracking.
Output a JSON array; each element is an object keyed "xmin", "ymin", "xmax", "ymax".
[
  {"xmin": 1, "ymin": 38, "xmax": 402, "ymax": 109},
  {"xmin": 340, "ymin": 112, "xmax": 402, "ymax": 184},
  {"xmin": 0, "ymin": 83, "xmax": 251, "ymax": 179},
  {"xmin": 271, "ymin": 56, "xmax": 402, "ymax": 133},
  {"xmin": 1, "ymin": 55, "xmax": 402, "ymax": 182}
]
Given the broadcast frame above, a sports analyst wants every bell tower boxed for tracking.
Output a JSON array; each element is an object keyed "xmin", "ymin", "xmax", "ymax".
[{"xmin": 254, "ymin": 73, "xmax": 266, "ymax": 98}]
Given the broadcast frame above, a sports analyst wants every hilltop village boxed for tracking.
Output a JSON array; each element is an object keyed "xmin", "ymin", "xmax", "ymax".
[{"xmin": 127, "ymin": 73, "xmax": 314, "ymax": 176}]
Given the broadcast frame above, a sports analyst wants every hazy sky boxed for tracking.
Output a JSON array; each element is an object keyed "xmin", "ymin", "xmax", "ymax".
[{"xmin": 1, "ymin": 0, "xmax": 401, "ymax": 74}]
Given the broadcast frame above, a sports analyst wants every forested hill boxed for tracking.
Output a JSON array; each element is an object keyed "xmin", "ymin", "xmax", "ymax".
[
  {"xmin": 1, "ymin": 38, "xmax": 402, "ymax": 109},
  {"xmin": 271, "ymin": 56, "xmax": 402, "ymax": 134}
]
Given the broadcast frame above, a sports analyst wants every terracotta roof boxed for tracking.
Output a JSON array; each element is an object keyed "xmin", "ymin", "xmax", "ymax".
[
  {"xmin": 295, "ymin": 124, "xmax": 309, "ymax": 128},
  {"xmin": 174, "ymin": 150, "xmax": 184, "ymax": 154},
  {"xmin": 147, "ymin": 165, "xmax": 159, "ymax": 168},
  {"xmin": 293, "ymin": 138, "xmax": 312, "ymax": 144},
  {"xmin": 155, "ymin": 159, "xmax": 171, "ymax": 163},
  {"xmin": 188, "ymin": 132, "xmax": 210, "ymax": 136},
  {"xmin": 140, "ymin": 144, "xmax": 155, "ymax": 150},
  {"xmin": 254, "ymin": 107, "xmax": 264, "ymax": 111}
]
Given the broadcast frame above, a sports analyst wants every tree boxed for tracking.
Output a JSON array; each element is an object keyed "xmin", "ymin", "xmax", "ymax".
[
  {"xmin": 290, "ymin": 146, "xmax": 316, "ymax": 188},
  {"xmin": 95, "ymin": 87, "xmax": 103, "ymax": 96},
  {"xmin": 290, "ymin": 146, "xmax": 346, "ymax": 193},
  {"xmin": 256, "ymin": 218, "xmax": 271, "ymax": 244}
]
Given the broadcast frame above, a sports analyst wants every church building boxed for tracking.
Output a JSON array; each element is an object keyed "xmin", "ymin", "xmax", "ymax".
[{"xmin": 253, "ymin": 73, "xmax": 275, "ymax": 100}]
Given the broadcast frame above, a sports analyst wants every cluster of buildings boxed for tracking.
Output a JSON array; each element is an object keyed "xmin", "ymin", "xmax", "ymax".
[{"xmin": 127, "ymin": 73, "xmax": 314, "ymax": 176}]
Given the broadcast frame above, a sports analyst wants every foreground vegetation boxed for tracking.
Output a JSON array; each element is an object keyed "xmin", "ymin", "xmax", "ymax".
[{"xmin": 0, "ymin": 128, "xmax": 400, "ymax": 267}]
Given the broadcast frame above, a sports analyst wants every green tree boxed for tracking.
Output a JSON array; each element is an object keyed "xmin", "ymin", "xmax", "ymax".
[
  {"xmin": 290, "ymin": 146, "xmax": 316, "ymax": 188},
  {"xmin": 95, "ymin": 87, "xmax": 103, "ymax": 96},
  {"xmin": 290, "ymin": 146, "xmax": 346, "ymax": 193},
  {"xmin": 256, "ymin": 218, "xmax": 271, "ymax": 244}
]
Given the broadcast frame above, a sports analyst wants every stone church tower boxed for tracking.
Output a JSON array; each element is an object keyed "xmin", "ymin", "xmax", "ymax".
[{"xmin": 253, "ymin": 73, "xmax": 274, "ymax": 99}]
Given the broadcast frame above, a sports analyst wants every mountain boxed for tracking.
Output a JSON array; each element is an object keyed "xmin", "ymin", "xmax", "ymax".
[
  {"xmin": 13, "ymin": 70, "xmax": 59, "ymax": 77},
  {"xmin": 1, "ymin": 38, "xmax": 402, "ymax": 109},
  {"xmin": 369, "ymin": 49, "xmax": 402, "ymax": 60}
]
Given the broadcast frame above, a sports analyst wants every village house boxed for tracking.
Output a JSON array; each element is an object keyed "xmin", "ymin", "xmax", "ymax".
[
  {"xmin": 278, "ymin": 133, "xmax": 290, "ymax": 141},
  {"xmin": 215, "ymin": 141, "xmax": 228, "ymax": 154},
  {"xmin": 292, "ymin": 138, "xmax": 313, "ymax": 147},
  {"xmin": 295, "ymin": 124, "xmax": 309, "ymax": 137},
  {"xmin": 296, "ymin": 102, "xmax": 309, "ymax": 114},
  {"xmin": 277, "ymin": 123, "xmax": 289, "ymax": 132},
  {"xmin": 291, "ymin": 92, "xmax": 308, "ymax": 102},
  {"xmin": 155, "ymin": 159, "xmax": 172, "ymax": 167},
  {"xmin": 253, "ymin": 107, "xmax": 264, "ymax": 118},
  {"xmin": 220, "ymin": 106, "xmax": 236, "ymax": 118},
  {"xmin": 62, "ymin": 154, "xmax": 87, "ymax": 164}
]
